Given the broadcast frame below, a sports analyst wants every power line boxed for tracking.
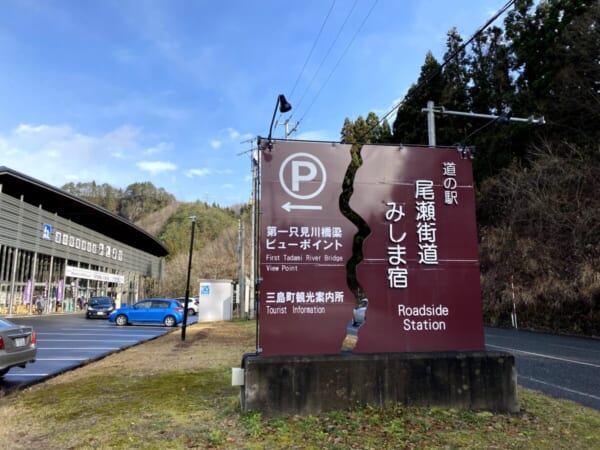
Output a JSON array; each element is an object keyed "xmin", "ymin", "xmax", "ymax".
[
  {"xmin": 275, "ymin": 0, "xmax": 337, "ymax": 129},
  {"xmin": 288, "ymin": 0, "xmax": 337, "ymax": 101},
  {"xmin": 289, "ymin": 0, "xmax": 360, "ymax": 120},
  {"xmin": 291, "ymin": 0, "xmax": 379, "ymax": 137}
]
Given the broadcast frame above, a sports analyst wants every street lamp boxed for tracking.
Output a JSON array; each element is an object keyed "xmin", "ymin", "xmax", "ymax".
[
  {"xmin": 259, "ymin": 94, "xmax": 292, "ymax": 151},
  {"xmin": 181, "ymin": 215, "xmax": 196, "ymax": 341}
]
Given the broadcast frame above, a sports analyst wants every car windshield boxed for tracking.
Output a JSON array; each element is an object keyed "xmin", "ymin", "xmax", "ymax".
[{"xmin": 89, "ymin": 297, "xmax": 112, "ymax": 306}]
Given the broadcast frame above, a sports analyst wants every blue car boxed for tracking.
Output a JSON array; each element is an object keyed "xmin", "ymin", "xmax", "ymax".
[{"xmin": 109, "ymin": 298, "xmax": 184, "ymax": 327}]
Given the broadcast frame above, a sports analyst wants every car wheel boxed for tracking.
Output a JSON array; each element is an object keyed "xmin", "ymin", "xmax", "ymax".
[
  {"xmin": 163, "ymin": 315, "xmax": 177, "ymax": 327},
  {"xmin": 188, "ymin": 308, "xmax": 195, "ymax": 316},
  {"xmin": 115, "ymin": 314, "xmax": 128, "ymax": 326}
]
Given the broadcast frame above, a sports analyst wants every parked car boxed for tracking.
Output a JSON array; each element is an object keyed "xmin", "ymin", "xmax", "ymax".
[
  {"xmin": 352, "ymin": 298, "xmax": 368, "ymax": 326},
  {"xmin": 0, "ymin": 318, "xmax": 37, "ymax": 377},
  {"xmin": 109, "ymin": 298, "xmax": 184, "ymax": 327},
  {"xmin": 176, "ymin": 296, "xmax": 199, "ymax": 316},
  {"xmin": 86, "ymin": 296, "xmax": 115, "ymax": 319}
]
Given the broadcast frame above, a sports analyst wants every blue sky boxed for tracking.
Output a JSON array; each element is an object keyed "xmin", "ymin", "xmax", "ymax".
[{"xmin": 0, "ymin": 0, "xmax": 507, "ymax": 206}]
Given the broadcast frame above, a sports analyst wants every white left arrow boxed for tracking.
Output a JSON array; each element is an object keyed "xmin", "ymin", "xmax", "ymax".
[{"xmin": 281, "ymin": 202, "xmax": 323, "ymax": 212}]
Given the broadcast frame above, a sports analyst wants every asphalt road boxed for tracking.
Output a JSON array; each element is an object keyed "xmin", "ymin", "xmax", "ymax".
[
  {"xmin": 348, "ymin": 322, "xmax": 600, "ymax": 411},
  {"xmin": 1, "ymin": 313, "xmax": 197, "ymax": 394},
  {"xmin": 484, "ymin": 326, "xmax": 600, "ymax": 411}
]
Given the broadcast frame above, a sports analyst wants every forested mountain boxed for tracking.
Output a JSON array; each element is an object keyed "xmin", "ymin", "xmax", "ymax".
[
  {"xmin": 62, "ymin": 181, "xmax": 176, "ymax": 222},
  {"xmin": 341, "ymin": 0, "xmax": 599, "ymax": 335}
]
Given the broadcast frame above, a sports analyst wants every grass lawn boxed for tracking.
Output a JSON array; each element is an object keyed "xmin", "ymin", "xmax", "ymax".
[{"xmin": 0, "ymin": 320, "xmax": 599, "ymax": 449}]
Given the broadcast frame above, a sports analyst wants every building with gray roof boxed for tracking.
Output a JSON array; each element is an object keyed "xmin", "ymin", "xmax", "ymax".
[{"xmin": 0, "ymin": 166, "xmax": 168, "ymax": 315}]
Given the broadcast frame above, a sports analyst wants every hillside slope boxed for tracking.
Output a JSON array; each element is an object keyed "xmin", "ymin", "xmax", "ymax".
[{"xmin": 134, "ymin": 201, "xmax": 182, "ymax": 237}]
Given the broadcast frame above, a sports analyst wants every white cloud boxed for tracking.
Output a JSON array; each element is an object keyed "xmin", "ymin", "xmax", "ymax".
[
  {"xmin": 210, "ymin": 140, "xmax": 222, "ymax": 149},
  {"xmin": 15, "ymin": 123, "xmax": 72, "ymax": 138},
  {"xmin": 136, "ymin": 160, "xmax": 176, "ymax": 174},
  {"xmin": 144, "ymin": 141, "xmax": 173, "ymax": 155},
  {"xmin": 0, "ymin": 123, "xmax": 149, "ymax": 188},
  {"xmin": 217, "ymin": 127, "xmax": 241, "ymax": 140},
  {"xmin": 185, "ymin": 168, "xmax": 211, "ymax": 177}
]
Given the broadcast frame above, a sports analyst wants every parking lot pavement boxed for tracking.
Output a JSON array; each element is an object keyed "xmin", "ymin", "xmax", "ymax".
[{"xmin": 1, "ymin": 313, "xmax": 198, "ymax": 394}]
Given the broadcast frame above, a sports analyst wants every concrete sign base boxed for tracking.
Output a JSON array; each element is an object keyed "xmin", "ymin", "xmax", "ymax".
[{"xmin": 240, "ymin": 351, "xmax": 518, "ymax": 416}]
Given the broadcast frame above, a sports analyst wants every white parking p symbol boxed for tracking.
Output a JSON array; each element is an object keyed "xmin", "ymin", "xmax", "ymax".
[
  {"xmin": 291, "ymin": 161, "xmax": 317, "ymax": 191},
  {"xmin": 279, "ymin": 152, "xmax": 327, "ymax": 200}
]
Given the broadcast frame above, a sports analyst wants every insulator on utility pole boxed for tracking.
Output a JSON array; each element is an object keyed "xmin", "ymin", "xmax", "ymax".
[{"xmin": 277, "ymin": 119, "xmax": 299, "ymax": 139}]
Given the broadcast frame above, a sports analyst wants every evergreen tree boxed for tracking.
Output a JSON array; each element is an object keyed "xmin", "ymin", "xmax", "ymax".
[
  {"xmin": 379, "ymin": 120, "xmax": 392, "ymax": 143},
  {"xmin": 437, "ymin": 28, "xmax": 471, "ymax": 146},
  {"xmin": 505, "ymin": 0, "xmax": 598, "ymax": 147},
  {"xmin": 392, "ymin": 51, "xmax": 444, "ymax": 145},
  {"xmin": 364, "ymin": 112, "xmax": 381, "ymax": 143},
  {"xmin": 466, "ymin": 25, "xmax": 527, "ymax": 182},
  {"xmin": 469, "ymin": 26, "xmax": 514, "ymax": 115},
  {"xmin": 340, "ymin": 112, "xmax": 391, "ymax": 145},
  {"xmin": 352, "ymin": 116, "xmax": 369, "ymax": 143},
  {"xmin": 340, "ymin": 118, "xmax": 356, "ymax": 143}
]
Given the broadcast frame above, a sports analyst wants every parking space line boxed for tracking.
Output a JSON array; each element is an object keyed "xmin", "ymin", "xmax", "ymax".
[
  {"xmin": 37, "ymin": 347, "xmax": 119, "ymax": 350},
  {"xmin": 3, "ymin": 373, "xmax": 49, "ymax": 377},
  {"xmin": 38, "ymin": 339, "xmax": 140, "ymax": 342},
  {"xmin": 40, "ymin": 331, "xmax": 160, "ymax": 334},
  {"xmin": 36, "ymin": 358, "xmax": 89, "ymax": 361}
]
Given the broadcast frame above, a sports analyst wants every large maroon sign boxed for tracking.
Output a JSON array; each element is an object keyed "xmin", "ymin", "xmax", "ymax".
[
  {"xmin": 351, "ymin": 145, "xmax": 484, "ymax": 352},
  {"xmin": 259, "ymin": 141, "xmax": 484, "ymax": 356},
  {"xmin": 259, "ymin": 141, "xmax": 357, "ymax": 355}
]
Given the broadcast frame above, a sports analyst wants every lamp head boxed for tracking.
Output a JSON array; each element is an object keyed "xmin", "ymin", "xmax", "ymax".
[
  {"xmin": 265, "ymin": 94, "xmax": 293, "ymax": 152},
  {"xmin": 278, "ymin": 94, "xmax": 292, "ymax": 113}
]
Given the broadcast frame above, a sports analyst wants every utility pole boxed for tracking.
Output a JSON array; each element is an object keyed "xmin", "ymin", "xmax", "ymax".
[
  {"xmin": 276, "ymin": 119, "xmax": 299, "ymax": 139},
  {"xmin": 237, "ymin": 140, "xmax": 258, "ymax": 321},
  {"xmin": 237, "ymin": 218, "xmax": 245, "ymax": 319},
  {"xmin": 250, "ymin": 150, "xmax": 259, "ymax": 320},
  {"xmin": 421, "ymin": 101, "xmax": 545, "ymax": 147}
]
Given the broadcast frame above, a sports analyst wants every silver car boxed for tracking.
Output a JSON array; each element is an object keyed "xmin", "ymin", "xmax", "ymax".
[{"xmin": 0, "ymin": 318, "xmax": 37, "ymax": 377}]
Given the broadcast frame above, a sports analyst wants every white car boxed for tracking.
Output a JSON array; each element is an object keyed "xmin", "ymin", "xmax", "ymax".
[
  {"xmin": 352, "ymin": 298, "xmax": 368, "ymax": 326},
  {"xmin": 176, "ymin": 296, "xmax": 199, "ymax": 315}
]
